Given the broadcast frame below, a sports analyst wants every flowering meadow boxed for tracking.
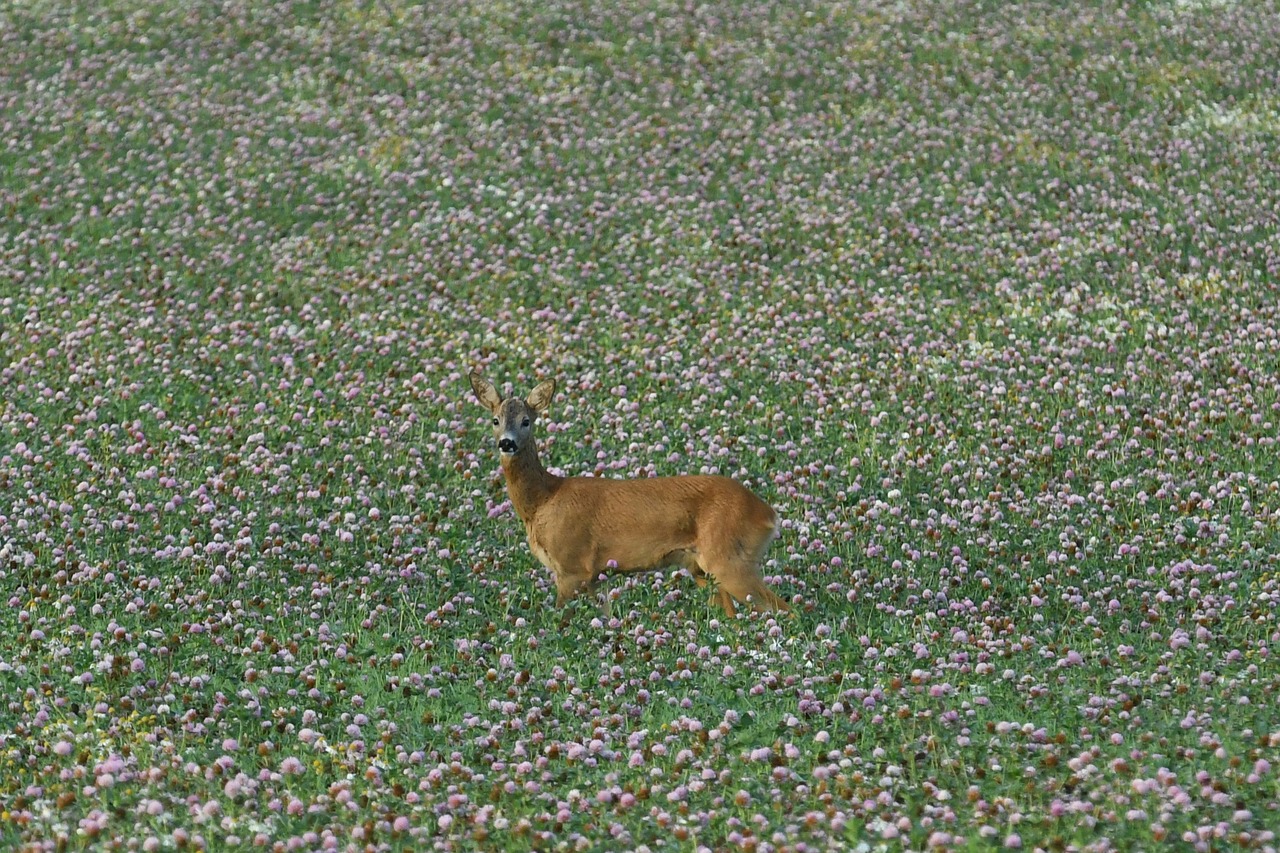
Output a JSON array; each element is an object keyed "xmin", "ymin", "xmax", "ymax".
[{"xmin": 3, "ymin": 0, "xmax": 1280, "ymax": 850}]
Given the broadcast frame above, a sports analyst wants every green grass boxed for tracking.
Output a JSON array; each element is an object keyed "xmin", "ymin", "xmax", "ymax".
[{"xmin": 3, "ymin": 0, "xmax": 1280, "ymax": 849}]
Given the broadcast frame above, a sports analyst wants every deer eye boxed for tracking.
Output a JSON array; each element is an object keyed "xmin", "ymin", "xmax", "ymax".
[
  {"xmin": 522, "ymin": 418, "xmax": 530, "ymax": 427},
  {"xmin": 492, "ymin": 418, "xmax": 499, "ymax": 426}
]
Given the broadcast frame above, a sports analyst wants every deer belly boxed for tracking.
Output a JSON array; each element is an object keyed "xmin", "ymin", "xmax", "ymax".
[{"xmin": 603, "ymin": 547, "xmax": 699, "ymax": 573}]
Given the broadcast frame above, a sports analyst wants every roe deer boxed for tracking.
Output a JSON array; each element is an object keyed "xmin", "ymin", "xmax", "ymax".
[{"xmin": 470, "ymin": 371, "xmax": 787, "ymax": 616}]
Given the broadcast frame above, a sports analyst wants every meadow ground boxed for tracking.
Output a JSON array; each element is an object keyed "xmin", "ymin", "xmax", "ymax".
[{"xmin": 2, "ymin": 0, "xmax": 1280, "ymax": 850}]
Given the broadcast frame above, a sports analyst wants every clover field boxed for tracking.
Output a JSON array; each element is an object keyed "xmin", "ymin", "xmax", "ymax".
[{"xmin": 2, "ymin": 0, "xmax": 1280, "ymax": 850}]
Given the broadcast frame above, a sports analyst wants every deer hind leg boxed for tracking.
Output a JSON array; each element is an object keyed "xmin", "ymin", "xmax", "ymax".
[
  {"xmin": 710, "ymin": 559, "xmax": 787, "ymax": 613},
  {"xmin": 685, "ymin": 555, "xmax": 710, "ymax": 588},
  {"xmin": 681, "ymin": 553, "xmax": 739, "ymax": 614},
  {"xmin": 716, "ymin": 584, "xmax": 740, "ymax": 617},
  {"xmin": 698, "ymin": 523, "xmax": 787, "ymax": 615},
  {"xmin": 683, "ymin": 554, "xmax": 735, "ymax": 614},
  {"xmin": 553, "ymin": 569, "xmax": 597, "ymax": 607}
]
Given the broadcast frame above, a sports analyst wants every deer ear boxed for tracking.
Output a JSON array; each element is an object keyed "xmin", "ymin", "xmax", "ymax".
[
  {"xmin": 469, "ymin": 371, "xmax": 502, "ymax": 413},
  {"xmin": 526, "ymin": 379, "xmax": 556, "ymax": 415}
]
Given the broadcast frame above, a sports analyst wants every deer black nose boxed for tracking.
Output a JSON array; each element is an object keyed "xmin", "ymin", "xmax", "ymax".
[{"xmin": 498, "ymin": 438, "xmax": 518, "ymax": 453}]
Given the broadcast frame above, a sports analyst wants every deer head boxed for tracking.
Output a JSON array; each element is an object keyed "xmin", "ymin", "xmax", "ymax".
[{"xmin": 470, "ymin": 371, "xmax": 556, "ymax": 457}]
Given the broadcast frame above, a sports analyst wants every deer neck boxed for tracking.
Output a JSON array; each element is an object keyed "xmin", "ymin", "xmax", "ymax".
[{"xmin": 501, "ymin": 442, "xmax": 560, "ymax": 524}]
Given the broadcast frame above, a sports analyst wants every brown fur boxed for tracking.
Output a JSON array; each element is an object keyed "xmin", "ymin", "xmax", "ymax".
[{"xmin": 470, "ymin": 371, "xmax": 787, "ymax": 615}]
